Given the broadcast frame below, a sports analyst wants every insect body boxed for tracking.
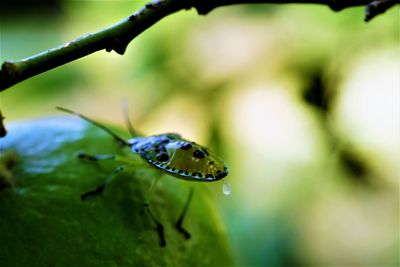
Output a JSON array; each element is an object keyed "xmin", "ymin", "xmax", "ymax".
[
  {"xmin": 129, "ymin": 134, "xmax": 228, "ymax": 181},
  {"xmin": 56, "ymin": 106, "xmax": 229, "ymax": 247}
]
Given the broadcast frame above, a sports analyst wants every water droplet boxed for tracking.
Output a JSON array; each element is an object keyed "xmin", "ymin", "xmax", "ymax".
[{"xmin": 222, "ymin": 181, "xmax": 231, "ymax": 196}]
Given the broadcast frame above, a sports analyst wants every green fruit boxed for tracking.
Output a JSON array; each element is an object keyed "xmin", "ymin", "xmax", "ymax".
[{"xmin": 0, "ymin": 117, "xmax": 233, "ymax": 267}]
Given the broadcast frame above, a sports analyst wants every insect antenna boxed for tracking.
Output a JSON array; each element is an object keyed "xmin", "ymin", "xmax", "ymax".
[
  {"xmin": 122, "ymin": 100, "xmax": 137, "ymax": 137},
  {"xmin": 56, "ymin": 106, "xmax": 129, "ymax": 146}
]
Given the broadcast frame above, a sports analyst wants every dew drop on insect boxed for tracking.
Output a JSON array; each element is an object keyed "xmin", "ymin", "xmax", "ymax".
[{"xmin": 222, "ymin": 180, "xmax": 231, "ymax": 196}]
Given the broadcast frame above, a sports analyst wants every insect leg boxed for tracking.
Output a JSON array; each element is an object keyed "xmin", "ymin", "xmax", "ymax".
[
  {"xmin": 175, "ymin": 187, "xmax": 194, "ymax": 239},
  {"xmin": 144, "ymin": 175, "xmax": 162, "ymax": 206},
  {"xmin": 143, "ymin": 175, "xmax": 166, "ymax": 247},
  {"xmin": 77, "ymin": 153, "xmax": 115, "ymax": 162},
  {"xmin": 81, "ymin": 165, "xmax": 125, "ymax": 201},
  {"xmin": 144, "ymin": 204, "xmax": 166, "ymax": 247},
  {"xmin": 77, "ymin": 153, "xmax": 141, "ymax": 166}
]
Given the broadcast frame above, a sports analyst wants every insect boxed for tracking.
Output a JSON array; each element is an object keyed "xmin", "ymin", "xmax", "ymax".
[{"xmin": 56, "ymin": 106, "xmax": 229, "ymax": 247}]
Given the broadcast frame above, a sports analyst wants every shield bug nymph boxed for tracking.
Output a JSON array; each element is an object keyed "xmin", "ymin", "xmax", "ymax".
[{"xmin": 56, "ymin": 106, "xmax": 229, "ymax": 247}]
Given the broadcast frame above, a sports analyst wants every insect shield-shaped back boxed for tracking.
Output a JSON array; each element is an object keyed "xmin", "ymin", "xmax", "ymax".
[{"xmin": 129, "ymin": 134, "xmax": 228, "ymax": 181}]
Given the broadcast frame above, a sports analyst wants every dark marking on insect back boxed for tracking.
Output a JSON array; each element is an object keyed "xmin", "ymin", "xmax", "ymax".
[
  {"xmin": 130, "ymin": 140, "xmax": 138, "ymax": 146},
  {"xmin": 155, "ymin": 146, "xmax": 167, "ymax": 154},
  {"xmin": 216, "ymin": 170, "xmax": 227, "ymax": 179},
  {"xmin": 181, "ymin": 143, "xmax": 192, "ymax": 150},
  {"xmin": 192, "ymin": 172, "xmax": 203, "ymax": 178},
  {"xmin": 159, "ymin": 139, "xmax": 170, "ymax": 145},
  {"xmin": 193, "ymin": 150, "xmax": 205, "ymax": 159},
  {"xmin": 205, "ymin": 174, "xmax": 214, "ymax": 179},
  {"xmin": 157, "ymin": 154, "xmax": 169, "ymax": 162}
]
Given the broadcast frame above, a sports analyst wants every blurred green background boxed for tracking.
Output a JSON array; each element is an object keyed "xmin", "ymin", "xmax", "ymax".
[{"xmin": 1, "ymin": 1, "xmax": 398, "ymax": 266}]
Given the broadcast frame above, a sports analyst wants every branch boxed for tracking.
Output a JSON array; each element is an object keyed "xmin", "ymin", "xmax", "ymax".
[
  {"xmin": 0, "ymin": 0, "xmax": 185, "ymax": 91},
  {"xmin": 193, "ymin": 0, "xmax": 374, "ymax": 14},
  {"xmin": 0, "ymin": 0, "xmax": 397, "ymax": 92},
  {"xmin": 365, "ymin": 0, "xmax": 398, "ymax": 21}
]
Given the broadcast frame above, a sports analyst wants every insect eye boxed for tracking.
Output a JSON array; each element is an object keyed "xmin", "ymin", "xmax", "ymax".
[{"xmin": 193, "ymin": 150, "xmax": 205, "ymax": 159}]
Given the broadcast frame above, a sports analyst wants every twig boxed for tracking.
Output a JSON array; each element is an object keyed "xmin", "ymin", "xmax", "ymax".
[
  {"xmin": 0, "ymin": 0, "xmax": 184, "ymax": 91},
  {"xmin": 192, "ymin": 0, "xmax": 374, "ymax": 14},
  {"xmin": 1, "ymin": 0, "xmax": 396, "ymax": 92}
]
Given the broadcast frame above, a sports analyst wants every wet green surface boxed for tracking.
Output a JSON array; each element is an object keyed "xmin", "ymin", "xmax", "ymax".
[{"xmin": 0, "ymin": 117, "xmax": 233, "ymax": 267}]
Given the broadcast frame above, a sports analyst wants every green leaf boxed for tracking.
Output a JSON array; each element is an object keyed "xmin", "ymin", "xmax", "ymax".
[{"xmin": 0, "ymin": 116, "xmax": 233, "ymax": 267}]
